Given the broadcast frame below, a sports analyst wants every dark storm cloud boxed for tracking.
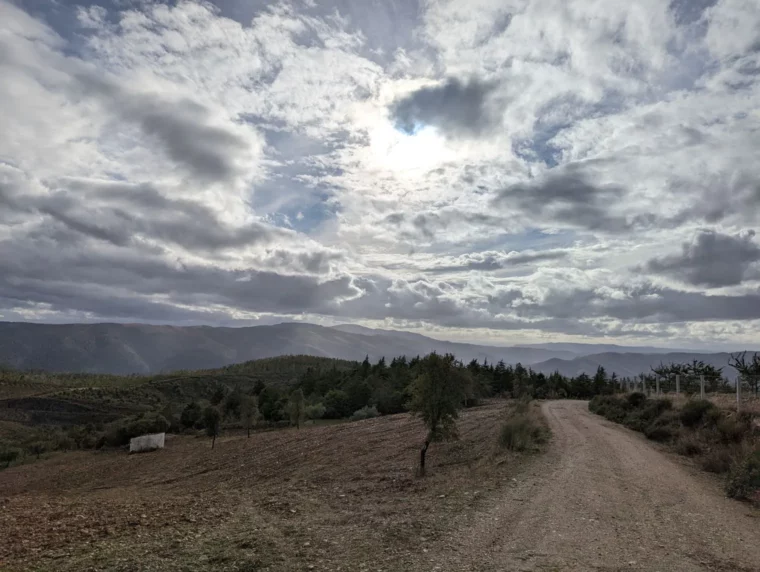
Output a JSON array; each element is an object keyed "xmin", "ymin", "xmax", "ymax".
[
  {"xmin": 0, "ymin": 237, "xmax": 358, "ymax": 322},
  {"xmin": 390, "ymin": 77, "xmax": 499, "ymax": 137},
  {"xmin": 645, "ymin": 230, "xmax": 760, "ymax": 287},
  {"xmin": 12, "ymin": 179, "xmax": 285, "ymax": 252},
  {"xmin": 492, "ymin": 168, "xmax": 639, "ymax": 232},
  {"xmin": 72, "ymin": 72, "xmax": 255, "ymax": 185}
]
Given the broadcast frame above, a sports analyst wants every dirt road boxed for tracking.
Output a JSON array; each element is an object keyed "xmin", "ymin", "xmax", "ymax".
[{"xmin": 421, "ymin": 400, "xmax": 760, "ymax": 572}]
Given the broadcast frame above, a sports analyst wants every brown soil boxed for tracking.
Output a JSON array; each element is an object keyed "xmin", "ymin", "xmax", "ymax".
[
  {"xmin": 3, "ymin": 400, "xmax": 759, "ymax": 572},
  {"xmin": 415, "ymin": 401, "xmax": 760, "ymax": 571},
  {"xmin": 0, "ymin": 400, "xmax": 530, "ymax": 571}
]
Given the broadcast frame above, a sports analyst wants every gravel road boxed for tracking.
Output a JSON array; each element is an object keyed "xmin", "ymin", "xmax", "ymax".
[{"xmin": 420, "ymin": 400, "xmax": 760, "ymax": 572}]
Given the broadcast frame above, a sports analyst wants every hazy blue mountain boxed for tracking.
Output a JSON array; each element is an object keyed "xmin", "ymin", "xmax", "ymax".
[
  {"xmin": 0, "ymin": 321, "xmax": 749, "ymax": 378},
  {"xmin": 0, "ymin": 321, "xmax": 570, "ymax": 374},
  {"xmin": 529, "ymin": 352, "xmax": 741, "ymax": 381}
]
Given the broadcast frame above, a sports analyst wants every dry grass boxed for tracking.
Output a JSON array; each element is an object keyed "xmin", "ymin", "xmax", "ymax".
[
  {"xmin": 0, "ymin": 400, "xmax": 536, "ymax": 572},
  {"xmin": 664, "ymin": 393, "xmax": 760, "ymax": 415}
]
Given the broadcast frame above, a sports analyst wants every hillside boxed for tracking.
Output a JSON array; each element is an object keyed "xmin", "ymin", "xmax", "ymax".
[
  {"xmin": 531, "ymin": 351, "xmax": 740, "ymax": 381},
  {"xmin": 0, "ymin": 321, "xmax": 751, "ymax": 380},
  {"xmin": 0, "ymin": 321, "xmax": 575, "ymax": 374}
]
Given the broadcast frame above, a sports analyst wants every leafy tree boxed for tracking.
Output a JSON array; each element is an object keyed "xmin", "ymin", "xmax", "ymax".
[
  {"xmin": 259, "ymin": 386, "xmax": 284, "ymax": 422},
  {"xmin": 28, "ymin": 442, "xmax": 47, "ymax": 459},
  {"xmin": 253, "ymin": 380, "xmax": 266, "ymax": 396},
  {"xmin": 323, "ymin": 389, "xmax": 351, "ymax": 418},
  {"xmin": 407, "ymin": 353, "xmax": 469, "ymax": 476},
  {"xmin": 203, "ymin": 406, "xmax": 221, "ymax": 449},
  {"xmin": 180, "ymin": 402, "xmax": 202, "ymax": 429},
  {"xmin": 0, "ymin": 448, "xmax": 20, "ymax": 468},
  {"xmin": 210, "ymin": 385, "xmax": 226, "ymax": 406},
  {"xmin": 240, "ymin": 396, "xmax": 259, "ymax": 438},
  {"xmin": 305, "ymin": 402, "xmax": 326, "ymax": 424},
  {"xmin": 288, "ymin": 389, "xmax": 306, "ymax": 429},
  {"xmin": 222, "ymin": 390, "xmax": 244, "ymax": 419},
  {"xmin": 344, "ymin": 378, "xmax": 373, "ymax": 412}
]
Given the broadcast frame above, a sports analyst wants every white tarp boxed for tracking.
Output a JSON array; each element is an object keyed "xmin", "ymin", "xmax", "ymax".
[{"xmin": 129, "ymin": 432, "xmax": 165, "ymax": 453}]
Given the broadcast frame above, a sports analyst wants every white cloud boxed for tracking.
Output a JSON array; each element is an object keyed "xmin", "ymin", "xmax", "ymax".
[{"xmin": 1, "ymin": 0, "xmax": 759, "ymax": 347}]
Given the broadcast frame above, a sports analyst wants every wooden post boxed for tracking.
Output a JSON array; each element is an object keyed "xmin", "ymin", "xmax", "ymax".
[
  {"xmin": 700, "ymin": 375, "xmax": 705, "ymax": 400},
  {"xmin": 656, "ymin": 377, "xmax": 661, "ymax": 396},
  {"xmin": 676, "ymin": 374, "xmax": 680, "ymax": 396}
]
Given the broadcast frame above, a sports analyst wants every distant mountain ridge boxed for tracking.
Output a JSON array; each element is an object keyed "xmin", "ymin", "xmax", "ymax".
[
  {"xmin": 0, "ymin": 321, "xmax": 750, "ymax": 379},
  {"xmin": 529, "ymin": 352, "xmax": 741, "ymax": 381}
]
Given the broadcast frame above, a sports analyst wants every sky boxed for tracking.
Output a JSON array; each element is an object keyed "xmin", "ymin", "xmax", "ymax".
[{"xmin": 1, "ymin": 0, "xmax": 759, "ymax": 349}]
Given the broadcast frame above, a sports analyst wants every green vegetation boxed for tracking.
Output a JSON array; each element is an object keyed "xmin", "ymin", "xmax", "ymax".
[
  {"xmin": 726, "ymin": 450, "xmax": 760, "ymax": 501},
  {"xmin": 350, "ymin": 405, "xmax": 379, "ymax": 421},
  {"xmin": 288, "ymin": 389, "xmax": 306, "ymax": 429},
  {"xmin": 407, "ymin": 353, "xmax": 470, "ymax": 476},
  {"xmin": 590, "ymin": 394, "xmax": 759, "ymax": 503},
  {"xmin": 499, "ymin": 399, "xmax": 551, "ymax": 452},
  {"xmin": 2, "ymin": 354, "xmax": 739, "ymax": 470},
  {"xmin": 203, "ymin": 406, "xmax": 221, "ymax": 449}
]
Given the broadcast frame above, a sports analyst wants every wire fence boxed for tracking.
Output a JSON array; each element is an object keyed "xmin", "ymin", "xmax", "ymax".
[{"xmin": 619, "ymin": 374, "xmax": 760, "ymax": 413}]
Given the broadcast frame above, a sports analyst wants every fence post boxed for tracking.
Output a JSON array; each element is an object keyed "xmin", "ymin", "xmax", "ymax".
[
  {"xmin": 676, "ymin": 374, "xmax": 680, "ymax": 396},
  {"xmin": 700, "ymin": 375, "xmax": 705, "ymax": 400},
  {"xmin": 656, "ymin": 377, "xmax": 661, "ymax": 396}
]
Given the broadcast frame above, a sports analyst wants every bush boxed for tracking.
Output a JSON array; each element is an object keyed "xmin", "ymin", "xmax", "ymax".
[
  {"xmin": 726, "ymin": 450, "xmax": 760, "ymax": 500},
  {"xmin": 102, "ymin": 413, "xmax": 170, "ymax": 448},
  {"xmin": 701, "ymin": 449, "xmax": 733, "ymax": 474},
  {"xmin": 305, "ymin": 402, "xmax": 326, "ymax": 422},
  {"xmin": 680, "ymin": 400, "xmax": 717, "ymax": 428},
  {"xmin": 627, "ymin": 392, "xmax": 647, "ymax": 407},
  {"xmin": 716, "ymin": 417, "xmax": 750, "ymax": 444},
  {"xmin": 0, "ymin": 447, "xmax": 20, "ymax": 468},
  {"xmin": 181, "ymin": 402, "xmax": 202, "ymax": 428},
  {"xmin": 674, "ymin": 435, "xmax": 703, "ymax": 457},
  {"xmin": 350, "ymin": 405, "xmax": 379, "ymax": 421},
  {"xmin": 644, "ymin": 412, "xmax": 679, "ymax": 442},
  {"xmin": 500, "ymin": 414, "xmax": 549, "ymax": 452}
]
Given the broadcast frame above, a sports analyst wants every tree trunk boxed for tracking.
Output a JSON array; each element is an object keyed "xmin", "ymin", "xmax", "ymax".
[
  {"xmin": 212, "ymin": 434, "xmax": 216, "ymax": 449},
  {"xmin": 419, "ymin": 439, "xmax": 430, "ymax": 477},
  {"xmin": 247, "ymin": 424, "xmax": 250, "ymax": 438}
]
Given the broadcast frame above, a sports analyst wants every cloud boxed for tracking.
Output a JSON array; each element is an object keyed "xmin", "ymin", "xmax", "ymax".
[
  {"xmin": 390, "ymin": 77, "xmax": 499, "ymax": 136},
  {"xmin": 2, "ymin": 0, "xmax": 760, "ymax": 348},
  {"xmin": 491, "ymin": 166, "xmax": 639, "ymax": 232},
  {"xmin": 646, "ymin": 230, "xmax": 760, "ymax": 287},
  {"xmin": 427, "ymin": 250, "xmax": 569, "ymax": 273}
]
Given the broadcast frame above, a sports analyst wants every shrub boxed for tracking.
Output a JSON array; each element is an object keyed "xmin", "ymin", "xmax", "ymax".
[
  {"xmin": 500, "ymin": 414, "xmax": 549, "ymax": 452},
  {"xmin": 180, "ymin": 402, "xmax": 202, "ymax": 428},
  {"xmin": 674, "ymin": 435, "xmax": 703, "ymax": 457},
  {"xmin": 304, "ymin": 402, "xmax": 326, "ymax": 422},
  {"xmin": 0, "ymin": 447, "xmax": 20, "ymax": 468},
  {"xmin": 350, "ymin": 405, "xmax": 379, "ymax": 421},
  {"xmin": 627, "ymin": 392, "xmax": 647, "ymax": 407},
  {"xmin": 716, "ymin": 417, "xmax": 750, "ymax": 444},
  {"xmin": 701, "ymin": 449, "xmax": 733, "ymax": 473},
  {"xmin": 102, "ymin": 413, "xmax": 170, "ymax": 448},
  {"xmin": 726, "ymin": 449, "xmax": 760, "ymax": 500},
  {"xmin": 644, "ymin": 413, "xmax": 679, "ymax": 442},
  {"xmin": 680, "ymin": 400, "xmax": 717, "ymax": 428}
]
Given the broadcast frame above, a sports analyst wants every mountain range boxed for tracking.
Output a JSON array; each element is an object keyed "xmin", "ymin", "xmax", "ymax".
[{"xmin": 0, "ymin": 321, "xmax": 750, "ymax": 379}]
